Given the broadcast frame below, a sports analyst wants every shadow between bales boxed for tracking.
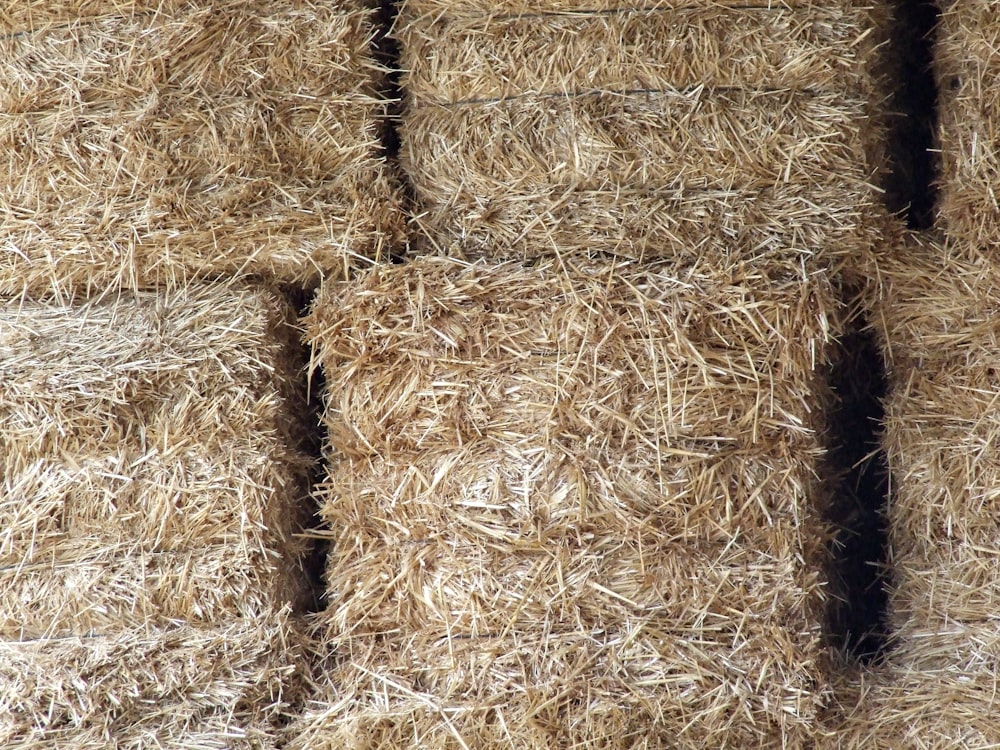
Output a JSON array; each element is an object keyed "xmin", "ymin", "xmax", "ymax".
[
  {"xmin": 821, "ymin": 320, "xmax": 893, "ymax": 666},
  {"xmin": 881, "ymin": 0, "xmax": 941, "ymax": 230},
  {"xmin": 285, "ymin": 285, "xmax": 330, "ymax": 616}
]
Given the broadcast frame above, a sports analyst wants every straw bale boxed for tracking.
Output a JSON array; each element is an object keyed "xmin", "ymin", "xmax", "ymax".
[
  {"xmin": 287, "ymin": 255, "xmax": 840, "ymax": 748},
  {"xmin": 0, "ymin": 618, "xmax": 295, "ymax": 749},
  {"xmin": 832, "ymin": 237, "xmax": 1000, "ymax": 747},
  {"xmin": 935, "ymin": 0, "xmax": 1000, "ymax": 246},
  {"xmin": 398, "ymin": 1, "xmax": 884, "ymax": 262},
  {"xmin": 0, "ymin": 284, "xmax": 313, "ymax": 746},
  {"xmin": 0, "ymin": 0, "xmax": 401, "ymax": 296}
]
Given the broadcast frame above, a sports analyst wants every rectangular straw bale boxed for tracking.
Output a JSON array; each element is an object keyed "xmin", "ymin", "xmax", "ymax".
[
  {"xmin": 0, "ymin": 619, "xmax": 295, "ymax": 750},
  {"xmin": 398, "ymin": 1, "xmax": 883, "ymax": 263},
  {"xmin": 0, "ymin": 284, "xmax": 313, "ymax": 632},
  {"xmin": 0, "ymin": 0, "xmax": 401, "ymax": 296},
  {"xmin": 935, "ymin": 0, "xmax": 1000, "ymax": 246},
  {"xmin": 833, "ymin": 237, "xmax": 1000, "ymax": 748},
  {"xmin": 287, "ymin": 255, "xmax": 839, "ymax": 749},
  {"xmin": 0, "ymin": 284, "xmax": 313, "ymax": 747}
]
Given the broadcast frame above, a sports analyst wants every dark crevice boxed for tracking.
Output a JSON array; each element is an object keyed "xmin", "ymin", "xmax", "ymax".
[
  {"xmin": 822, "ymin": 317, "xmax": 893, "ymax": 665},
  {"xmin": 285, "ymin": 285, "xmax": 331, "ymax": 616},
  {"xmin": 881, "ymin": 0, "xmax": 941, "ymax": 229},
  {"xmin": 372, "ymin": 0, "xmax": 415, "ymax": 257}
]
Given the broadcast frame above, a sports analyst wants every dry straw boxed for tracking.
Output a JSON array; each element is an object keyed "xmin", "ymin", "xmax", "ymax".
[
  {"xmin": 397, "ymin": 0, "xmax": 884, "ymax": 263},
  {"xmin": 833, "ymin": 235, "xmax": 1000, "ymax": 747},
  {"xmin": 0, "ymin": 0, "xmax": 402, "ymax": 297},
  {"xmin": 286, "ymin": 254, "xmax": 841, "ymax": 748},
  {"xmin": 0, "ymin": 284, "xmax": 314, "ymax": 747},
  {"xmin": 935, "ymin": 0, "xmax": 1000, "ymax": 247}
]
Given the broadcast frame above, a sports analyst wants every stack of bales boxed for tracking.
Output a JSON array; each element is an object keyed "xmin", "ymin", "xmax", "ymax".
[
  {"xmin": 282, "ymin": 1, "xmax": 893, "ymax": 747},
  {"xmin": 832, "ymin": 237, "xmax": 1000, "ymax": 746},
  {"xmin": 397, "ymin": 0, "xmax": 884, "ymax": 265},
  {"xmin": 0, "ymin": 0, "xmax": 402, "ymax": 296},
  {"xmin": 0, "ymin": 285, "xmax": 313, "ymax": 747},
  {"xmin": 286, "ymin": 255, "xmax": 841, "ymax": 748},
  {"xmin": 935, "ymin": 0, "xmax": 1000, "ymax": 249},
  {"xmin": 0, "ymin": 0, "xmax": 397, "ymax": 744},
  {"xmin": 832, "ymin": 2, "xmax": 1000, "ymax": 736}
]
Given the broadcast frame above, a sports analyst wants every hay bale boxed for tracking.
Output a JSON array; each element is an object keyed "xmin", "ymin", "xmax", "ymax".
[
  {"xmin": 936, "ymin": 0, "xmax": 1000, "ymax": 245},
  {"xmin": 398, "ymin": 1, "xmax": 884, "ymax": 263},
  {"xmin": 833, "ymin": 236, "xmax": 1000, "ymax": 747},
  {"xmin": 0, "ymin": 284, "xmax": 313, "ymax": 746},
  {"xmin": 0, "ymin": 0, "xmax": 402, "ymax": 296},
  {"xmin": 286, "ymin": 255, "xmax": 840, "ymax": 748}
]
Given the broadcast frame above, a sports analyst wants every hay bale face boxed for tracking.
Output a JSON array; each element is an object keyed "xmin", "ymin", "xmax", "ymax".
[
  {"xmin": 936, "ymin": 0, "xmax": 1000, "ymax": 246},
  {"xmin": 834, "ymin": 240, "xmax": 1000, "ymax": 747},
  {"xmin": 0, "ymin": 285, "xmax": 313, "ymax": 746},
  {"xmin": 288, "ymin": 256, "xmax": 838, "ymax": 749},
  {"xmin": 0, "ymin": 1, "xmax": 401, "ymax": 295},
  {"xmin": 398, "ymin": 1, "xmax": 883, "ymax": 263}
]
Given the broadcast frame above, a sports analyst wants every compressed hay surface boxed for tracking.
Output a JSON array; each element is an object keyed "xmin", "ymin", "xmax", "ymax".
[
  {"xmin": 0, "ymin": 619, "xmax": 294, "ymax": 750},
  {"xmin": 833, "ymin": 237, "xmax": 1000, "ymax": 747},
  {"xmin": 0, "ymin": 284, "xmax": 313, "ymax": 746},
  {"xmin": 398, "ymin": 1, "xmax": 883, "ymax": 262},
  {"xmin": 0, "ymin": 0, "xmax": 401, "ymax": 296},
  {"xmin": 935, "ymin": 0, "xmax": 1000, "ymax": 246},
  {"xmin": 287, "ymin": 255, "xmax": 839, "ymax": 748}
]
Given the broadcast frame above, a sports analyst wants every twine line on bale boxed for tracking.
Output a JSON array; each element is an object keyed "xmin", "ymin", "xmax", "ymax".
[
  {"xmin": 0, "ymin": 0, "xmax": 403, "ymax": 296},
  {"xmin": 285, "ymin": 254, "xmax": 844, "ymax": 749},
  {"xmin": 397, "ymin": 0, "xmax": 886, "ymax": 262},
  {"xmin": 0, "ymin": 283, "xmax": 314, "ymax": 746}
]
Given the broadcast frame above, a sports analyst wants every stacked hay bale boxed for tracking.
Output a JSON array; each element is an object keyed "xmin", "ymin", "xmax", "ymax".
[
  {"xmin": 397, "ymin": 0, "xmax": 884, "ymax": 264},
  {"xmin": 281, "ymin": 1, "xmax": 894, "ymax": 746},
  {"xmin": 832, "ymin": 237, "xmax": 1000, "ymax": 747},
  {"xmin": 0, "ymin": 0, "xmax": 401, "ymax": 296},
  {"xmin": 285, "ymin": 255, "xmax": 841, "ymax": 748},
  {"xmin": 935, "ymin": 0, "xmax": 1000, "ymax": 248},
  {"xmin": 0, "ymin": 285, "xmax": 313, "ymax": 747}
]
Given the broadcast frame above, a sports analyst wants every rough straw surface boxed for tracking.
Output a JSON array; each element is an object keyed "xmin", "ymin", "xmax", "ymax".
[
  {"xmin": 287, "ymin": 255, "xmax": 839, "ymax": 748},
  {"xmin": 936, "ymin": 0, "xmax": 1000, "ymax": 246},
  {"xmin": 0, "ymin": 284, "xmax": 313, "ymax": 747},
  {"xmin": 834, "ymin": 237, "xmax": 1000, "ymax": 748},
  {"xmin": 0, "ymin": 0, "xmax": 401, "ymax": 296},
  {"xmin": 398, "ymin": 0, "xmax": 883, "ymax": 262}
]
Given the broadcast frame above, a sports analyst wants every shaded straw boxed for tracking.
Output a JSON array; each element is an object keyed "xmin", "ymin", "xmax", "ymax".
[
  {"xmin": 398, "ymin": 1, "xmax": 884, "ymax": 262},
  {"xmin": 935, "ymin": 0, "xmax": 1000, "ymax": 246},
  {"xmin": 0, "ymin": 284, "xmax": 314, "ymax": 745},
  {"xmin": 833, "ymin": 235, "xmax": 1000, "ymax": 747},
  {"xmin": 287, "ymin": 255, "xmax": 840, "ymax": 748},
  {"xmin": 0, "ymin": 0, "xmax": 402, "ymax": 296}
]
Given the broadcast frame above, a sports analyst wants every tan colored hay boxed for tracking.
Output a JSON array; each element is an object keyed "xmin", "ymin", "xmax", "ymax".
[
  {"xmin": 833, "ymin": 235, "xmax": 1000, "ymax": 747},
  {"xmin": 398, "ymin": 1, "xmax": 884, "ymax": 263},
  {"xmin": 286, "ymin": 255, "xmax": 841, "ymax": 748},
  {"xmin": 0, "ymin": 1, "xmax": 402, "ymax": 296},
  {"xmin": 0, "ymin": 284, "xmax": 313, "ymax": 746},
  {"xmin": 935, "ymin": 0, "xmax": 1000, "ymax": 246}
]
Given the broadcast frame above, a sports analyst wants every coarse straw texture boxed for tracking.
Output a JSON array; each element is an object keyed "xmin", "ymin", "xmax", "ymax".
[
  {"xmin": 0, "ymin": 0, "xmax": 402, "ymax": 297},
  {"xmin": 935, "ymin": 0, "xmax": 1000, "ymax": 247},
  {"xmin": 398, "ymin": 1, "xmax": 884, "ymax": 264},
  {"xmin": 0, "ymin": 284, "xmax": 314, "ymax": 747},
  {"xmin": 833, "ymin": 236, "xmax": 1000, "ymax": 748},
  {"xmin": 286, "ymin": 255, "xmax": 841, "ymax": 749}
]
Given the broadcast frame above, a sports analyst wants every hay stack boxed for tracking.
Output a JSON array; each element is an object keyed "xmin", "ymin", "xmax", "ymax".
[
  {"xmin": 398, "ymin": 0, "xmax": 883, "ymax": 263},
  {"xmin": 833, "ymin": 236, "xmax": 1000, "ymax": 747},
  {"xmin": 0, "ymin": 0, "xmax": 401, "ymax": 296},
  {"xmin": 0, "ymin": 284, "xmax": 313, "ymax": 747},
  {"xmin": 286, "ymin": 255, "xmax": 840, "ymax": 748},
  {"xmin": 936, "ymin": 0, "xmax": 1000, "ymax": 246}
]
